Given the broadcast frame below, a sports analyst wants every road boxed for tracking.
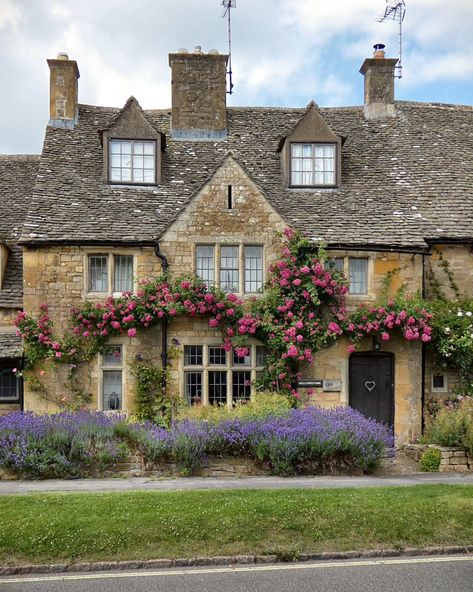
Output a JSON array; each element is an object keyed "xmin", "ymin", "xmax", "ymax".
[{"xmin": 0, "ymin": 556, "xmax": 472, "ymax": 592}]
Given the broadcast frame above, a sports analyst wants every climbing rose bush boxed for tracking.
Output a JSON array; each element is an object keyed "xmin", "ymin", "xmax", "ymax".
[{"xmin": 14, "ymin": 229, "xmax": 435, "ymax": 402}]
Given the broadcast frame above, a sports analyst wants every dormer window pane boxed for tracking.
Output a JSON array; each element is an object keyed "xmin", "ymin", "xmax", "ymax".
[
  {"xmin": 109, "ymin": 139, "xmax": 156, "ymax": 184},
  {"xmin": 291, "ymin": 143, "xmax": 336, "ymax": 187}
]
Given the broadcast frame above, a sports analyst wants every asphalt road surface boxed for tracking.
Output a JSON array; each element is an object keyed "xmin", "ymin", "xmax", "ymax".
[{"xmin": 1, "ymin": 556, "xmax": 472, "ymax": 592}]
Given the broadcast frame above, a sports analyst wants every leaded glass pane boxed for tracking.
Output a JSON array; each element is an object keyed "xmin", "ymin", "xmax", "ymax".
[
  {"xmin": 102, "ymin": 345, "xmax": 122, "ymax": 365},
  {"xmin": 232, "ymin": 371, "xmax": 251, "ymax": 402},
  {"xmin": 244, "ymin": 245, "xmax": 263, "ymax": 293},
  {"xmin": 185, "ymin": 372, "xmax": 202, "ymax": 405},
  {"xmin": 184, "ymin": 346, "xmax": 203, "ymax": 366},
  {"xmin": 196, "ymin": 245, "xmax": 215, "ymax": 287},
  {"xmin": 256, "ymin": 346, "xmax": 268, "ymax": 368},
  {"xmin": 349, "ymin": 258, "xmax": 368, "ymax": 294},
  {"xmin": 291, "ymin": 143, "xmax": 336, "ymax": 186},
  {"xmin": 89, "ymin": 255, "xmax": 108, "ymax": 292},
  {"xmin": 209, "ymin": 347, "xmax": 226, "ymax": 365},
  {"xmin": 220, "ymin": 245, "xmax": 239, "ymax": 293},
  {"xmin": 114, "ymin": 255, "xmax": 133, "ymax": 293},
  {"xmin": 0, "ymin": 368, "xmax": 19, "ymax": 401},
  {"xmin": 103, "ymin": 370, "xmax": 122, "ymax": 410},
  {"xmin": 233, "ymin": 348, "xmax": 251, "ymax": 366},
  {"xmin": 209, "ymin": 371, "xmax": 227, "ymax": 405},
  {"xmin": 109, "ymin": 140, "xmax": 155, "ymax": 184}
]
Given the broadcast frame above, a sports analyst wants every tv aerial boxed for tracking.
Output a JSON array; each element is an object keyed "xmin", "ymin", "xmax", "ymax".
[
  {"xmin": 221, "ymin": 1, "xmax": 236, "ymax": 94},
  {"xmin": 376, "ymin": 1, "xmax": 406, "ymax": 79}
]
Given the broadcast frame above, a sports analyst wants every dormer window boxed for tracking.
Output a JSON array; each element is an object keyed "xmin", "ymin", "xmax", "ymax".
[
  {"xmin": 109, "ymin": 139, "xmax": 156, "ymax": 184},
  {"xmin": 101, "ymin": 96, "xmax": 164, "ymax": 186},
  {"xmin": 290, "ymin": 143, "xmax": 336, "ymax": 187},
  {"xmin": 279, "ymin": 102, "xmax": 342, "ymax": 190}
]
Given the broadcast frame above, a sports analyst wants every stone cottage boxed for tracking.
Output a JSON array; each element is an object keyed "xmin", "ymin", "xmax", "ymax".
[{"xmin": 0, "ymin": 45, "xmax": 472, "ymax": 443}]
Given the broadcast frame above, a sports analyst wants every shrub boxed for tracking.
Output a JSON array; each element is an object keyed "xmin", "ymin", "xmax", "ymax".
[
  {"xmin": 420, "ymin": 448, "xmax": 441, "ymax": 472},
  {"xmin": 423, "ymin": 397, "xmax": 473, "ymax": 453},
  {"xmin": 176, "ymin": 391, "xmax": 294, "ymax": 423}
]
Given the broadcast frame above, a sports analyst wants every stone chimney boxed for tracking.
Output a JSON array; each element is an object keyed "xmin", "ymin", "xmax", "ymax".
[
  {"xmin": 169, "ymin": 47, "xmax": 228, "ymax": 140},
  {"xmin": 47, "ymin": 52, "xmax": 80, "ymax": 128},
  {"xmin": 359, "ymin": 44, "xmax": 398, "ymax": 119}
]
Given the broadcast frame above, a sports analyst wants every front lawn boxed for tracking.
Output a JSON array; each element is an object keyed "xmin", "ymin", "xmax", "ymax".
[{"xmin": 0, "ymin": 485, "xmax": 471, "ymax": 564}]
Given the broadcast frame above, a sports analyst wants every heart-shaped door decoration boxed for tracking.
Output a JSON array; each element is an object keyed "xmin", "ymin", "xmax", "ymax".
[{"xmin": 365, "ymin": 380, "xmax": 376, "ymax": 392}]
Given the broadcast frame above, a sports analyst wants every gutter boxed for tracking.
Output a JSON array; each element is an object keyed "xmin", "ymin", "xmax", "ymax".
[{"xmin": 153, "ymin": 244, "xmax": 169, "ymax": 391}]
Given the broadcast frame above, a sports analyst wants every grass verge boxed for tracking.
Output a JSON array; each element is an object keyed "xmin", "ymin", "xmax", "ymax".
[{"xmin": 0, "ymin": 485, "xmax": 471, "ymax": 565}]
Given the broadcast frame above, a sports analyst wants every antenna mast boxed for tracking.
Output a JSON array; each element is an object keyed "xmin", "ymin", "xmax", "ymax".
[
  {"xmin": 221, "ymin": 0, "xmax": 236, "ymax": 94},
  {"xmin": 376, "ymin": 0, "xmax": 406, "ymax": 78}
]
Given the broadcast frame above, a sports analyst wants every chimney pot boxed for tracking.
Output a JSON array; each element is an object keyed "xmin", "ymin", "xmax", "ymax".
[
  {"xmin": 57, "ymin": 52, "xmax": 69, "ymax": 60},
  {"xmin": 194, "ymin": 45, "xmax": 202, "ymax": 54},
  {"xmin": 373, "ymin": 43, "xmax": 386, "ymax": 59}
]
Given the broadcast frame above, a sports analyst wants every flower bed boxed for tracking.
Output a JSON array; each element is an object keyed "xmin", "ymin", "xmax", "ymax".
[{"xmin": 0, "ymin": 407, "xmax": 393, "ymax": 479}]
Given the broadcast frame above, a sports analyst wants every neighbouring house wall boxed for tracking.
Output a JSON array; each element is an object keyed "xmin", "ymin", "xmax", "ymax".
[
  {"xmin": 424, "ymin": 244, "xmax": 473, "ymax": 403},
  {"xmin": 22, "ymin": 245, "xmax": 163, "ymax": 413}
]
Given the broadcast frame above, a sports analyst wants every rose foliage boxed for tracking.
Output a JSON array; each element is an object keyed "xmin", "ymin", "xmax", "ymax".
[{"xmin": 15, "ymin": 230, "xmax": 434, "ymax": 401}]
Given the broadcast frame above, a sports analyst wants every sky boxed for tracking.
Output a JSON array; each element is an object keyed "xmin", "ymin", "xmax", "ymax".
[{"xmin": 0, "ymin": 0, "xmax": 472, "ymax": 154}]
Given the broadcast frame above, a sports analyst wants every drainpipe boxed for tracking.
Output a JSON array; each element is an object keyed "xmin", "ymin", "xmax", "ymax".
[
  {"xmin": 153, "ymin": 244, "xmax": 169, "ymax": 390},
  {"xmin": 421, "ymin": 253, "xmax": 426, "ymax": 435}
]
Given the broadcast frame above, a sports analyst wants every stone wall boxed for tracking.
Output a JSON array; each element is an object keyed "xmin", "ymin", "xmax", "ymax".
[
  {"xmin": 22, "ymin": 245, "xmax": 163, "ymax": 413},
  {"xmin": 404, "ymin": 443, "xmax": 473, "ymax": 472}
]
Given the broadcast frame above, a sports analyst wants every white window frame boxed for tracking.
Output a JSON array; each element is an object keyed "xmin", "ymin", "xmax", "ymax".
[
  {"xmin": 86, "ymin": 253, "xmax": 136, "ymax": 296},
  {"xmin": 182, "ymin": 344, "xmax": 267, "ymax": 406},
  {"xmin": 109, "ymin": 139, "xmax": 157, "ymax": 185},
  {"xmin": 290, "ymin": 142, "xmax": 337, "ymax": 187},
  {"xmin": 194, "ymin": 244, "xmax": 264, "ymax": 295},
  {"xmin": 328, "ymin": 256, "xmax": 370, "ymax": 297},
  {"xmin": 99, "ymin": 345, "xmax": 125, "ymax": 411},
  {"xmin": 431, "ymin": 371, "xmax": 448, "ymax": 393}
]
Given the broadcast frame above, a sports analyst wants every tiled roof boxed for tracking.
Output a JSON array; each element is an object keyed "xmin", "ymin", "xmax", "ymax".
[
  {"xmin": 0, "ymin": 333, "xmax": 22, "ymax": 359},
  {"xmin": 18, "ymin": 101, "xmax": 473, "ymax": 250},
  {"xmin": 0, "ymin": 155, "xmax": 39, "ymax": 308}
]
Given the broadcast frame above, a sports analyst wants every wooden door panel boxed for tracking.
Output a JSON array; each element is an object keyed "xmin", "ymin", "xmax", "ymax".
[{"xmin": 349, "ymin": 354, "xmax": 394, "ymax": 428}]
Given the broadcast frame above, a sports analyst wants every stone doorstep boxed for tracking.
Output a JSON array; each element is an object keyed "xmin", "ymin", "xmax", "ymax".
[{"xmin": 0, "ymin": 546, "xmax": 471, "ymax": 577}]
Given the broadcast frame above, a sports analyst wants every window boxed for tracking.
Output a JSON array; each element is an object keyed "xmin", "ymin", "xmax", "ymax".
[
  {"xmin": 109, "ymin": 139, "xmax": 156, "ymax": 184},
  {"xmin": 328, "ymin": 256, "xmax": 368, "ymax": 295},
  {"xmin": 88, "ymin": 254, "xmax": 134, "ymax": 294},
  {"xmin": 196, "ymin": 246, "xmax": 215, "ymax": 288},
  {"xmin": 349, "ymin": 258, "xmax": 368, "ymax": 295},
  {"xmin": 101, "ymin": 345, "xmax": 123, "ymax": 410},
  {"xmin": 183, "ymin": 344, "xmax": 265, "ymax": 406},
  {"xmin": 431, "ymin": 371, "xmax": 448, "ymax": 393},
  {"xmin": 290, "ymin": 143, "xmax": 336, "ymax": 187},
  {"xmin": 220, "ymin": 246, "xmax": 239, "ymax": 293},
  {"xmin": 0, "ymin": 364, "xmax": 20, "ymax": 403},
  {"xmin": 195, "ymin": 244, "xmax": 263, "ymax": 294}
]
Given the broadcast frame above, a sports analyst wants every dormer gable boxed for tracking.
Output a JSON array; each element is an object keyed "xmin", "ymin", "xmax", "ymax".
[
  {"xmin": 279, "ymin": 101, "xmax": 343, "ymax": 189},
  {"xmin": 101, "ymin": 96, "xmax": 165, "ymax": 185}
]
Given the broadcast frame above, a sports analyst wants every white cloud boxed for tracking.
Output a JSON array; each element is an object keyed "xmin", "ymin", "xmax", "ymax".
[
  {"xmin": 0, "ymin": 0, "xmax": 21, "ymax": 30},
  {"xmin": 0, "ymin": 0, "xmax": 472, "ymax": 153}
]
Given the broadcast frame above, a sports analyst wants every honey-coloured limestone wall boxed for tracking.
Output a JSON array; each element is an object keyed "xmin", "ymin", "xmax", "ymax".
[{"xmin": 22, "ymin": 245, "xmax": 163, "ymax": 413}]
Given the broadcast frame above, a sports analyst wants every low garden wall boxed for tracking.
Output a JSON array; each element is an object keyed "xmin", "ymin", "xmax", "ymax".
[{"xmin": 404, "ymin": 444, "xmax": 473, "ymax": 472}]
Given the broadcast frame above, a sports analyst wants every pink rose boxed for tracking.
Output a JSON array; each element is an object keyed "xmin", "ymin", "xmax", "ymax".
[{"xmin": 127, "ymin": 328, "xmax": 137, "ymax": 337}]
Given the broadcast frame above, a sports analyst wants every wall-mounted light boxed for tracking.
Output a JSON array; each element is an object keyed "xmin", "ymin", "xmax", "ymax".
[{"xmin": 372, "ymin": 337, "xmax": 381, "ymax": 351}]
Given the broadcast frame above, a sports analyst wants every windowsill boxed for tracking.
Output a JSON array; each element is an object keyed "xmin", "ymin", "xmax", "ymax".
[
  {"xmin": 107, "ymin": 181, "xmax": 158, "ymax": 187},
  {"xmin": 0, "ymin": 399, "xmax": 20, "ymax": 404}
]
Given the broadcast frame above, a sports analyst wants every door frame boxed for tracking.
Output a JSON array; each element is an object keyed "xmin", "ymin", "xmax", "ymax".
[{"xmin": 348, "ymin": 351, "xmax": 395, "ymax": 428}]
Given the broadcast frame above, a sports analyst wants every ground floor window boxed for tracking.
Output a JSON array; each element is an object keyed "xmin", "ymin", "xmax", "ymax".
[
  {"xmin": 101, "ymin": 345, "xmax": 123, "ymax": 410},
  {"xmin": 183, "ymin": 344, "xmax": 267, "ymax": 406},
  {"xmin": 0, "ymin": 359, "xmax": 21, "ymax": 403}
]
